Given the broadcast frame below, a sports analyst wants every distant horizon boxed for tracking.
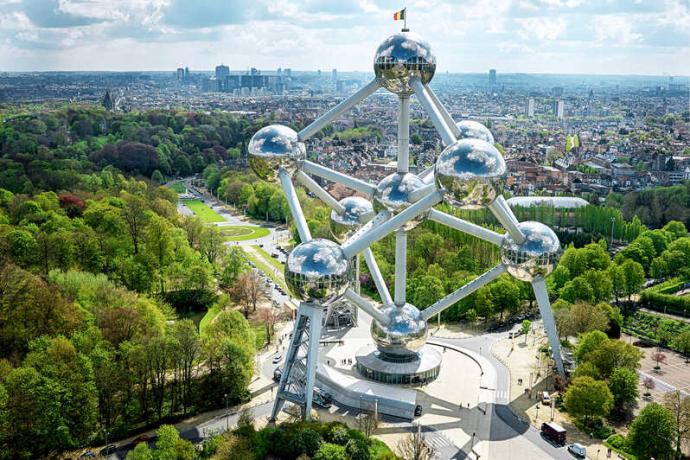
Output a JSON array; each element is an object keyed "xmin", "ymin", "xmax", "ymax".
[
  {"xmin": 3, "ymin": 69, "xmax": 689, "ymax": 80},
  {"xmin": 1, "ymin": 1, "xmax": 688, "ymax": 75}
]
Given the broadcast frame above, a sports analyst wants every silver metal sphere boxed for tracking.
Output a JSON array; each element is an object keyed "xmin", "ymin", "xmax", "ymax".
[
  {"xmin": 373, "ymin": 32, "xmax": 436, "ymax": 95},
  {"xmin": 371, "ymin": 304, "xmax": 428, "ymax": 357},
  {"xmin": 501, "ymin": 221, "xmax": 561, "ymax": 282},
  {"xmin": 329, "ymin": 196, "xmax": 375, "ymax": 243},
  {"xmin": 435, "ymin": 138, "xmax": 506, "ymax": 209},
  {"xmin": 285, "ymin": 239, "xmax": 352, "ymax": 305},
  {"xmin": 374, "ymin": 172, "xmax": 426, "ymax": 230},
  {"xmin": 248, "ymin": 124, "xmax": 305, "ymax": 182},
  {"xmin": 455, "ymin": 120, "xmax": 495, "ymax": 144}
]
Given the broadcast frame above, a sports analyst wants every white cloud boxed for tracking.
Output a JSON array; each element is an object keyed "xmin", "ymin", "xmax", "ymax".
[
  {"xmin": 516, "ymin": 16, "xmax": 567, "ymax": 41},
  {"xmin": 594, "ymin": 15, "xmax": 642, "ymax": 44}
]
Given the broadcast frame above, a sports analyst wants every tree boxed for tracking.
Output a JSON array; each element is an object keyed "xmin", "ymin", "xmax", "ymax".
[
  {"xmin": 170, "ymin": 320, "xmax": 200, "ymax": 415},
  {"xmin": 642, "ymin": 376, "xmax": 656, "ymax": 396},
  {"xmin": 126, "ymin": 442, "xmax": 153, "ymax": 460},
  {"xmin": 199, "ymin": 226, "xmax": 224, "ymax": 266},
  {"xmin": 489, "ymin": 278, "xmax": 521, "ymax": 319},
  {"xmin": 314, "ymin": 443, "xmax": 348, "ymax": 460},
  {"xmin": 628, "ymin": 402, "xmax": 676, "ymax": 460},
  {"xmin": 620, "ymin": 259, "xmax": 645, "ymax": 298},
  {"xmin": 585, "ymin": 339, "xmax": 643, "ymax": 379},
  {"xmin": 563, "ymin": 376, "xmax": 613, "ymax": 424},
  {"xmin": 652, "ymin": 351, "xmax": 667, "ymax": 370},
  {"xmin": 521, "ymin": 320, "xmax": 531, "ymax": 344},
  {"xmin": 607, "ymin": 264, "xmax": 626, "ymax": 304},
  {"xmin": 560, "ymin": 277, "xmax": 595, "ymax": 303},
  {"xmin": 144, "ymin": 214, "xmax": 175, "ymax": 294},
  {"xmin": 662, "ymin": 391, "xmax": 690, "ymax": 459},
  {"xmin": 575, "ymin": 330, "xmax": 609, "ymax": 363},
  {"xmin": 675, "ymin": 330, "xmax": 690, "ymax": 362},
  {"xmin": 258, "ymin": 307, "xmax": 278, "ymax": 345},
  {"xmin": 154, "ymin": 424, "xmax": 196, "ymax": 460},
  {"xmin": 608, "ymin": 367, "xmax": 639, "ymax": 413},
  {"xmin": 557, "ymin": 302, "xmax": 610, "ymax": 338},
  {"xmin": 121, "ymin": 192, "xmax": 149, "ymax": 255},
  {"xmin": 220, "ymin": 246, "xmax": 247, "ymax": 289},
  {"xmin": 233, "ymin": 270, "xmax": 268, "ymax": 318},
  {"xmin": 397, "ymin": 426, "xmax": 435, "ymax": 460}
]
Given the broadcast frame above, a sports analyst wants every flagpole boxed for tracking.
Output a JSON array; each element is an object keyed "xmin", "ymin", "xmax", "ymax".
[{"xmin": 403, "ymin": 7, "xmax": 409, "ymax": 32}]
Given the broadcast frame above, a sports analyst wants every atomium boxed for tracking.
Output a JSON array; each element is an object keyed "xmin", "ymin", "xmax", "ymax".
[
  {"xmin": 435, "ymin": 138, "xmax": 507, "ymax": 208},
  {"xmin": 455, "ymin": 120, "xmax": 495, "ymax": 144},
  {"xmin": 260, "ymin": 27, "xmax": 567, "ymax": 421},
  {"xmin": 285, "ymin": 238, "xmax": 351, "ymax": 305},
  {"xmin": 374, "ymin": 172, "xmax": 426, "ymax": 229},
  {"xmin": 371, "ymin": 303, "xmax": 427, "ymax": 357},
  {"xmin": 330, "ymin": 196, "xmax": 375, "ymax": 242},
  {"xmin": 248, "ymin": 124, "xmax": 305, "ymax": 182},
  {"xmin": 374, "ymin": 32, "xmax": 436, "ymax": 95},
  {"xmin": 501, "ymin": 221, "xmax": 561, "ymax": 282}
]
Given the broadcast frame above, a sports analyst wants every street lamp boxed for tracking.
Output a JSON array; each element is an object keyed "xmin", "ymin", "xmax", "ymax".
[
  {"xmin": 224, "ymin": 393, "xmax": 229, "ymax": 431},
  {"xmin": 610, "ymin": 216, "xmax": 615, "ymax": 247}
]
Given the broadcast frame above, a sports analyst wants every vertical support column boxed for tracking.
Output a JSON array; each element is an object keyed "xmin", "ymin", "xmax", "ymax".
[
  {"xmin": 394, "ymin": 228, "xmax": 407, "ymax": 306},
  {"xmin": 271, "ymin": 303, "xmax": 324, "ymax": 421},
  {"xmin": 398, "ymin": 95, "xmax": 410, "ymax": 173}
]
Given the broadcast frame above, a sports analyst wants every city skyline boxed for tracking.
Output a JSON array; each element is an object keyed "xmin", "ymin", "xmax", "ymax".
[{"xmin": 0, "ymin": 0, "xmax": 689, "ymax": 76}]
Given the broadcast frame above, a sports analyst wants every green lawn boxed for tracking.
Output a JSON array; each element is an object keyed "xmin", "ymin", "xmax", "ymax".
[
  {"xmin": 199, "ymin": 302, "xmax": 222, "ymax": 338},
  {"xmin": 220, "ymin": 225, "xmax": 271, "ymax": 242},
  {"xmin": 242, "ymin": 248, "xmax": 288, "ymax": 291},
  {"xmin": 169, "ymin": 181, "xmax": 186, "ymax": 194},
  {"xmin": 252, "ymin": 245, "xmax": 284, "ymax": 272},
  {"xmin": 252, "ymin": 324, "xmax": 268, "ymax": 349},
  {"xmin": 182, "ymin": 199, "xmax": 225, "ymax": 223}
]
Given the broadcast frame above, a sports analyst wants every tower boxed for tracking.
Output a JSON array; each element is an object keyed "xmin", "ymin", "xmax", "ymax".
[
  {"xmin": 553, "ymin": 99, "xmax": 565, "ymax": 119},
  {"xmin": 489, "ymin": 69, "xmax": 497, "ymax": 85},
  {"xmin": 526, "ymin": 98, "xmax": 535, "ymax": 117},
  {"xmin": 250, "ymin": 29, "xmax": 566, "ymax": 421}
]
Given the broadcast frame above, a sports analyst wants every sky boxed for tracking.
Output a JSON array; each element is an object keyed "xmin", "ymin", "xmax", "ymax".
[{"xmin": 0, "ymin": 0, "xmax": 689, "ymax": 75}]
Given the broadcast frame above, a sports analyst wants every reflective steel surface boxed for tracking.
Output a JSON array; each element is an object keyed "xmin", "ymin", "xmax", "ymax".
[
  {"xmin": 371, "ymin": 303, "xmax": 428, "ymax": 356},
  {"xmin": 248, "ymin": 124, "xmax": 305, "ymax": 182},
  {"xmin": 455, "ymin": 120, "xmax": 495, "ymax": 144},
  {"xmin": 501, "ymin": 221, "xmax": 561, "ymax": 282},
  {"xmin": 285, "ymin": 238, "xmax": 351, "ymax": 304},
  {"xmin": 374, "ymin": 172, "xmax": 426, "ymax": 229},
  {"xmin": 330, "ymin": 196, "xmax": 375, "ymax": 243},
  {"xmin": 373, "ymin": 32, "xmax": 436, "ymax": 95},
  {"xmin": 435, "ymin": 138, "xmax": 506, "ymax": 208}
]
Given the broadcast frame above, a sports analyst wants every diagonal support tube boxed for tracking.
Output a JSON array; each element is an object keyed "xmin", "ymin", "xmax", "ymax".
[
  {"xmin": 532, "ymin": 277, "xmax": 565, "ymax": 377},
  {"xmin": 421, "ymin": 264, "xmax": 506, "ymax": 321},
  {"xmin": 295, "ymin": 170, "xmax": 345, "ymax": 214},
  {"xmin": 301, "ymin": 160, "xmax": 376, "ymax": 197},
  {"xmin": 488, "ymin": 195, "xmax": 525, "ymax": 244},
  {"xmin": 298, "ymin": 79, "xmax": 381, "ymax": 141},
  {"xmin": 428, "ymin": 209, "xmax": 504, "ymax": 246},
  {"xmin": 279, "ymin": 169, "xmax": 311, "ymax": 243},
  {"xmin": 344, "ymin": 288, "xmax": 390, "ymax": 325},
  {"xmin": 408, "ymin": 183, "xmax": 436, "ymax": 203},
  {"xmin": 418, "ymin": 165, "xmax": 435, "ymax": 183},
  {"xmin": 342, "ymin": 190, "xmax": 442, "ymax": 258},
  {"xmin": 411, "ymin": 78, "xmax": 456, "ymax": 146},
  {"xmin": 363, "ymin": 248, "xmax": 393, "ymax": 307},
  {"xmin": 424, "ymin": 84, "xmax": 461, "ymax": 138}
]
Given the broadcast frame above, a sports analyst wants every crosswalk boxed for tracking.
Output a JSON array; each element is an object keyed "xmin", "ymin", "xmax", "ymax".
[{"xmin": 424, "ymin": 432, "xmax": 462, "ymax": 459}]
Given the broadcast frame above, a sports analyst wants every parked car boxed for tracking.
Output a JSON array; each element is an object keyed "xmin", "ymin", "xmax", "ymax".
[
  {"xmin": 567, "ymin": 443, "xmax": 587, "ymax": 458},
  {"xmin": 132, "ymin": 434, "xmax": 153, "ymax": 445},
  {"xmin": 541, "ymin": 391, "xmax": 551, "ymax": 405},
  {"xmin": 541, "ymin": 422, "xmax": 566, "ymax": 446},
  {"xmin": 273, "ymin": 368, "xmax": 282, "ymax": 382},
  {"xmin": 100, "ymin": 444, "xmax": 117, "ymax": 456},
  {"xmin": 414, "ymin": 405, "xmax": 423, "ymax": 417},
  {"xmin": 272, "ymin": 354, "xmax": 282, "ymax": 364},
  {"xmin": 508, "ymin": 330, "xmax": 523, "ymax": 339}
]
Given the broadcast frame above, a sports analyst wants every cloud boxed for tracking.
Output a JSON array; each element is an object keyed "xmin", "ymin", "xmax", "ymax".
[
  {"xmin": 164, "ymin": 0, "xmax": 268, "ymax": 27},
  {"xmin": 22, "ymin": 0, "xmax": 105, "ymax": 28}
]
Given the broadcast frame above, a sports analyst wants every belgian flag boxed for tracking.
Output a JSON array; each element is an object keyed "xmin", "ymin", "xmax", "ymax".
[{"xmin": 393, "ymin": 8, "xmax": 406, "ymax": 21}]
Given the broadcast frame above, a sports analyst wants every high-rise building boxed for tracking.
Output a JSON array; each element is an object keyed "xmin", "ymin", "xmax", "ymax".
[
  {"xmin": 184, "ymin": 67, "xmax": 190, "ymax": 80},
  {"xmin": 525, "ymin": 98, "xmax": 535, "ymax": 117},
  {"xmin": 332, "ymin": 68, "xmax": 337, "ymax": 81},
  {"xmin": 552, "ymin": 99, "xmax": 565, "ymax": 119},
  {"xmin": 489, "ymin": 69, "xmax": 496, "ymax": 85},
  {"xmin": 284, "ymin": 68, "xmax": 292, "ymax": 78},
  {"xmin": 176, "ymin": 68, "xmax": 184, "ymax": 81},
  {"xmin": 215, "ymin": 64, "xmax": 230, "ymax": 79},
  {"xmin": 552, "ymin": 86, "xmax": 564, "ymax": 97}
]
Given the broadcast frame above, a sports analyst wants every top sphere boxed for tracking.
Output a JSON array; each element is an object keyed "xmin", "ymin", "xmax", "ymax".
[
  {"xmin": 373, "ymin": 32, "xmax": 436, "ymax": 95},
  {"xmin": 248, "ymin": 124, "xmax": 305, "ymax": 182},
  {"xmin": 435, "ymin": 138, "xmax": 506, "ymax": 209},
  {"xmin": 501, "ymin": 221, "xmax": 561, "ymax": 282},
  {"xmin": 285, "ymin": 238, "xmax": 351, "ymax": 305},
  {"xmin": 456, "ymin": 120, "xmax": 495, "ymax": 144},
  {"xmin": 330, "ymin": 196, "xmax": 375, "ymax": 243}
]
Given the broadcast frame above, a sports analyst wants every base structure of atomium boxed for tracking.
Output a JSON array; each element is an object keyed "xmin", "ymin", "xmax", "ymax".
[{"xmin": 250, "ymin": 29, "xmax": 565, "ymax": 421}]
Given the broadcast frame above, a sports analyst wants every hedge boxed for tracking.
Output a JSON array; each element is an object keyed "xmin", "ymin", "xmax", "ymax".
[{"xmin": 639, "ymin": 290, "xmax": 690, "ymax": 316}]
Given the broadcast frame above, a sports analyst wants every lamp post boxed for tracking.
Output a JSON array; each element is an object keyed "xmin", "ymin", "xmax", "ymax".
[
  {"xmin": 224, "ymin": 393, "xmax": 229, "ymax": 431},
  {"xmin": 610, "ymin": 216, "xmax": 615, "ymax": 247}
]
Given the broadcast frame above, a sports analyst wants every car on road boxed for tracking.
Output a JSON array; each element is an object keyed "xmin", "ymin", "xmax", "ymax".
[
  {"xmin": 541, "ymin": 421, "xmax": 566, "ymax": 446},
  {"xmin": 541, "ymin": 391, "xmax": 551, "ymax": 405},
  {"xmin": 567, "ymin": 443, "xmax": 587, "ymax": 458},
  {"xmin": 79, "ymin": 451, "xmax": 95, "ymax": 459},
  {"xmin": 273, "ymin": 368, "xmax": 282, "ymax": 382},
  {"xmin": 100, "ymin": 444, "xmax": 117, "ymax": 456},
  {"xmin": 508, "ymin": 330, "xmax": 523, "ymax": 339},
  {"xmin": 414, "ymin": 405, "xmax": 423, "ymax": 417},
  {"xmin": 132, "ymin": 434, "xmax": 153, "ymax": 445},
  {"xmin": 272, "ymin": 354, "xmax": 282, "ymax": 364}
]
